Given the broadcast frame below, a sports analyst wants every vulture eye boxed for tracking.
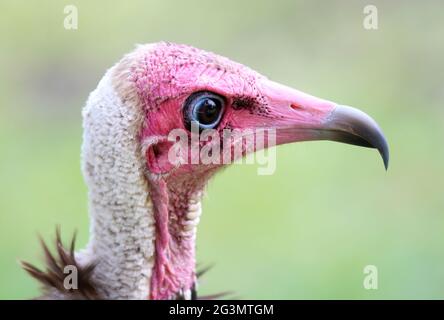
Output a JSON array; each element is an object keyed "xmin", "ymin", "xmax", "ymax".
[{"xmin": 184, "ymin": 91, "xmax": 225, "ymax": 131}]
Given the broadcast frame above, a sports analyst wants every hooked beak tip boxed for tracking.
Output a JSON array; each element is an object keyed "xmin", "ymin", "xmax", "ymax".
[{"xmin": 323, "ymin": 105, "xmax": 390, "ymax": 170}]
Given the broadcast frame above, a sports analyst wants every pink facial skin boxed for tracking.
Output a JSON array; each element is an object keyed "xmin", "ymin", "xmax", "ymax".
[
  {"xmin": 131, "ymin": 42, "xmax": 338, "ymax": 300},
  {"xmin": 137, "ymin": 44, "xmax": 337, "ymax": 174}
]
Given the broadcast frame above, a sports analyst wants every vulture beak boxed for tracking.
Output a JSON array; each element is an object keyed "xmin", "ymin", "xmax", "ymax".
[
  {"xmin": 258, "ymin": 79, "xmax": 390, "ymax": 169},
  {"xmin": 321, "ymin": 104, "xmax": 389, "ymax": 169}
]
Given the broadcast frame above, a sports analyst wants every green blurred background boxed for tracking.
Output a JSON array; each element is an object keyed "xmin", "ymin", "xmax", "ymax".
[{"xmin": 0, "ymin": 0, "xmax": 443, "ymax": 299}]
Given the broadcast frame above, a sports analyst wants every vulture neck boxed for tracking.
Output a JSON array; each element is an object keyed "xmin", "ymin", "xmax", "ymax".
[{"xmin": 81, "ymin": 67, "xmax": 203, "ymax": 300}]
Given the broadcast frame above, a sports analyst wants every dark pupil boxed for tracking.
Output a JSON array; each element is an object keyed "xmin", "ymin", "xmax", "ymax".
[{"xmin": 195, "ymin": 98, "xmax": 221, "ymax": 125}]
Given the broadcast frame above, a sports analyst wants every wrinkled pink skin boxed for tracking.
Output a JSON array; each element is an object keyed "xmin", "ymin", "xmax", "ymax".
[{"xmin": 131, "ymin": 42, "xmax": 336, "ymax": 299}]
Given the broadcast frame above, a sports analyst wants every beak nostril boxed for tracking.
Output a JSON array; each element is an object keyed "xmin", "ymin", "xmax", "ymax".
[{"xmin": 290, "ymin": 103, "xmax": 302, "ymax": 110}]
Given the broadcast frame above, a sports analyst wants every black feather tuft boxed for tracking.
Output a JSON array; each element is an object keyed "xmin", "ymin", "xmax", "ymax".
[{"xmin": 21, "ymin": 227, "xmax": 100, "ymax": 300}]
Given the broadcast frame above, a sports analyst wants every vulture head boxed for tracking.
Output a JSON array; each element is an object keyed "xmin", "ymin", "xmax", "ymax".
[{"xmin": 24, "ymin": 42, "xmax": 389, "ymax": 300}]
